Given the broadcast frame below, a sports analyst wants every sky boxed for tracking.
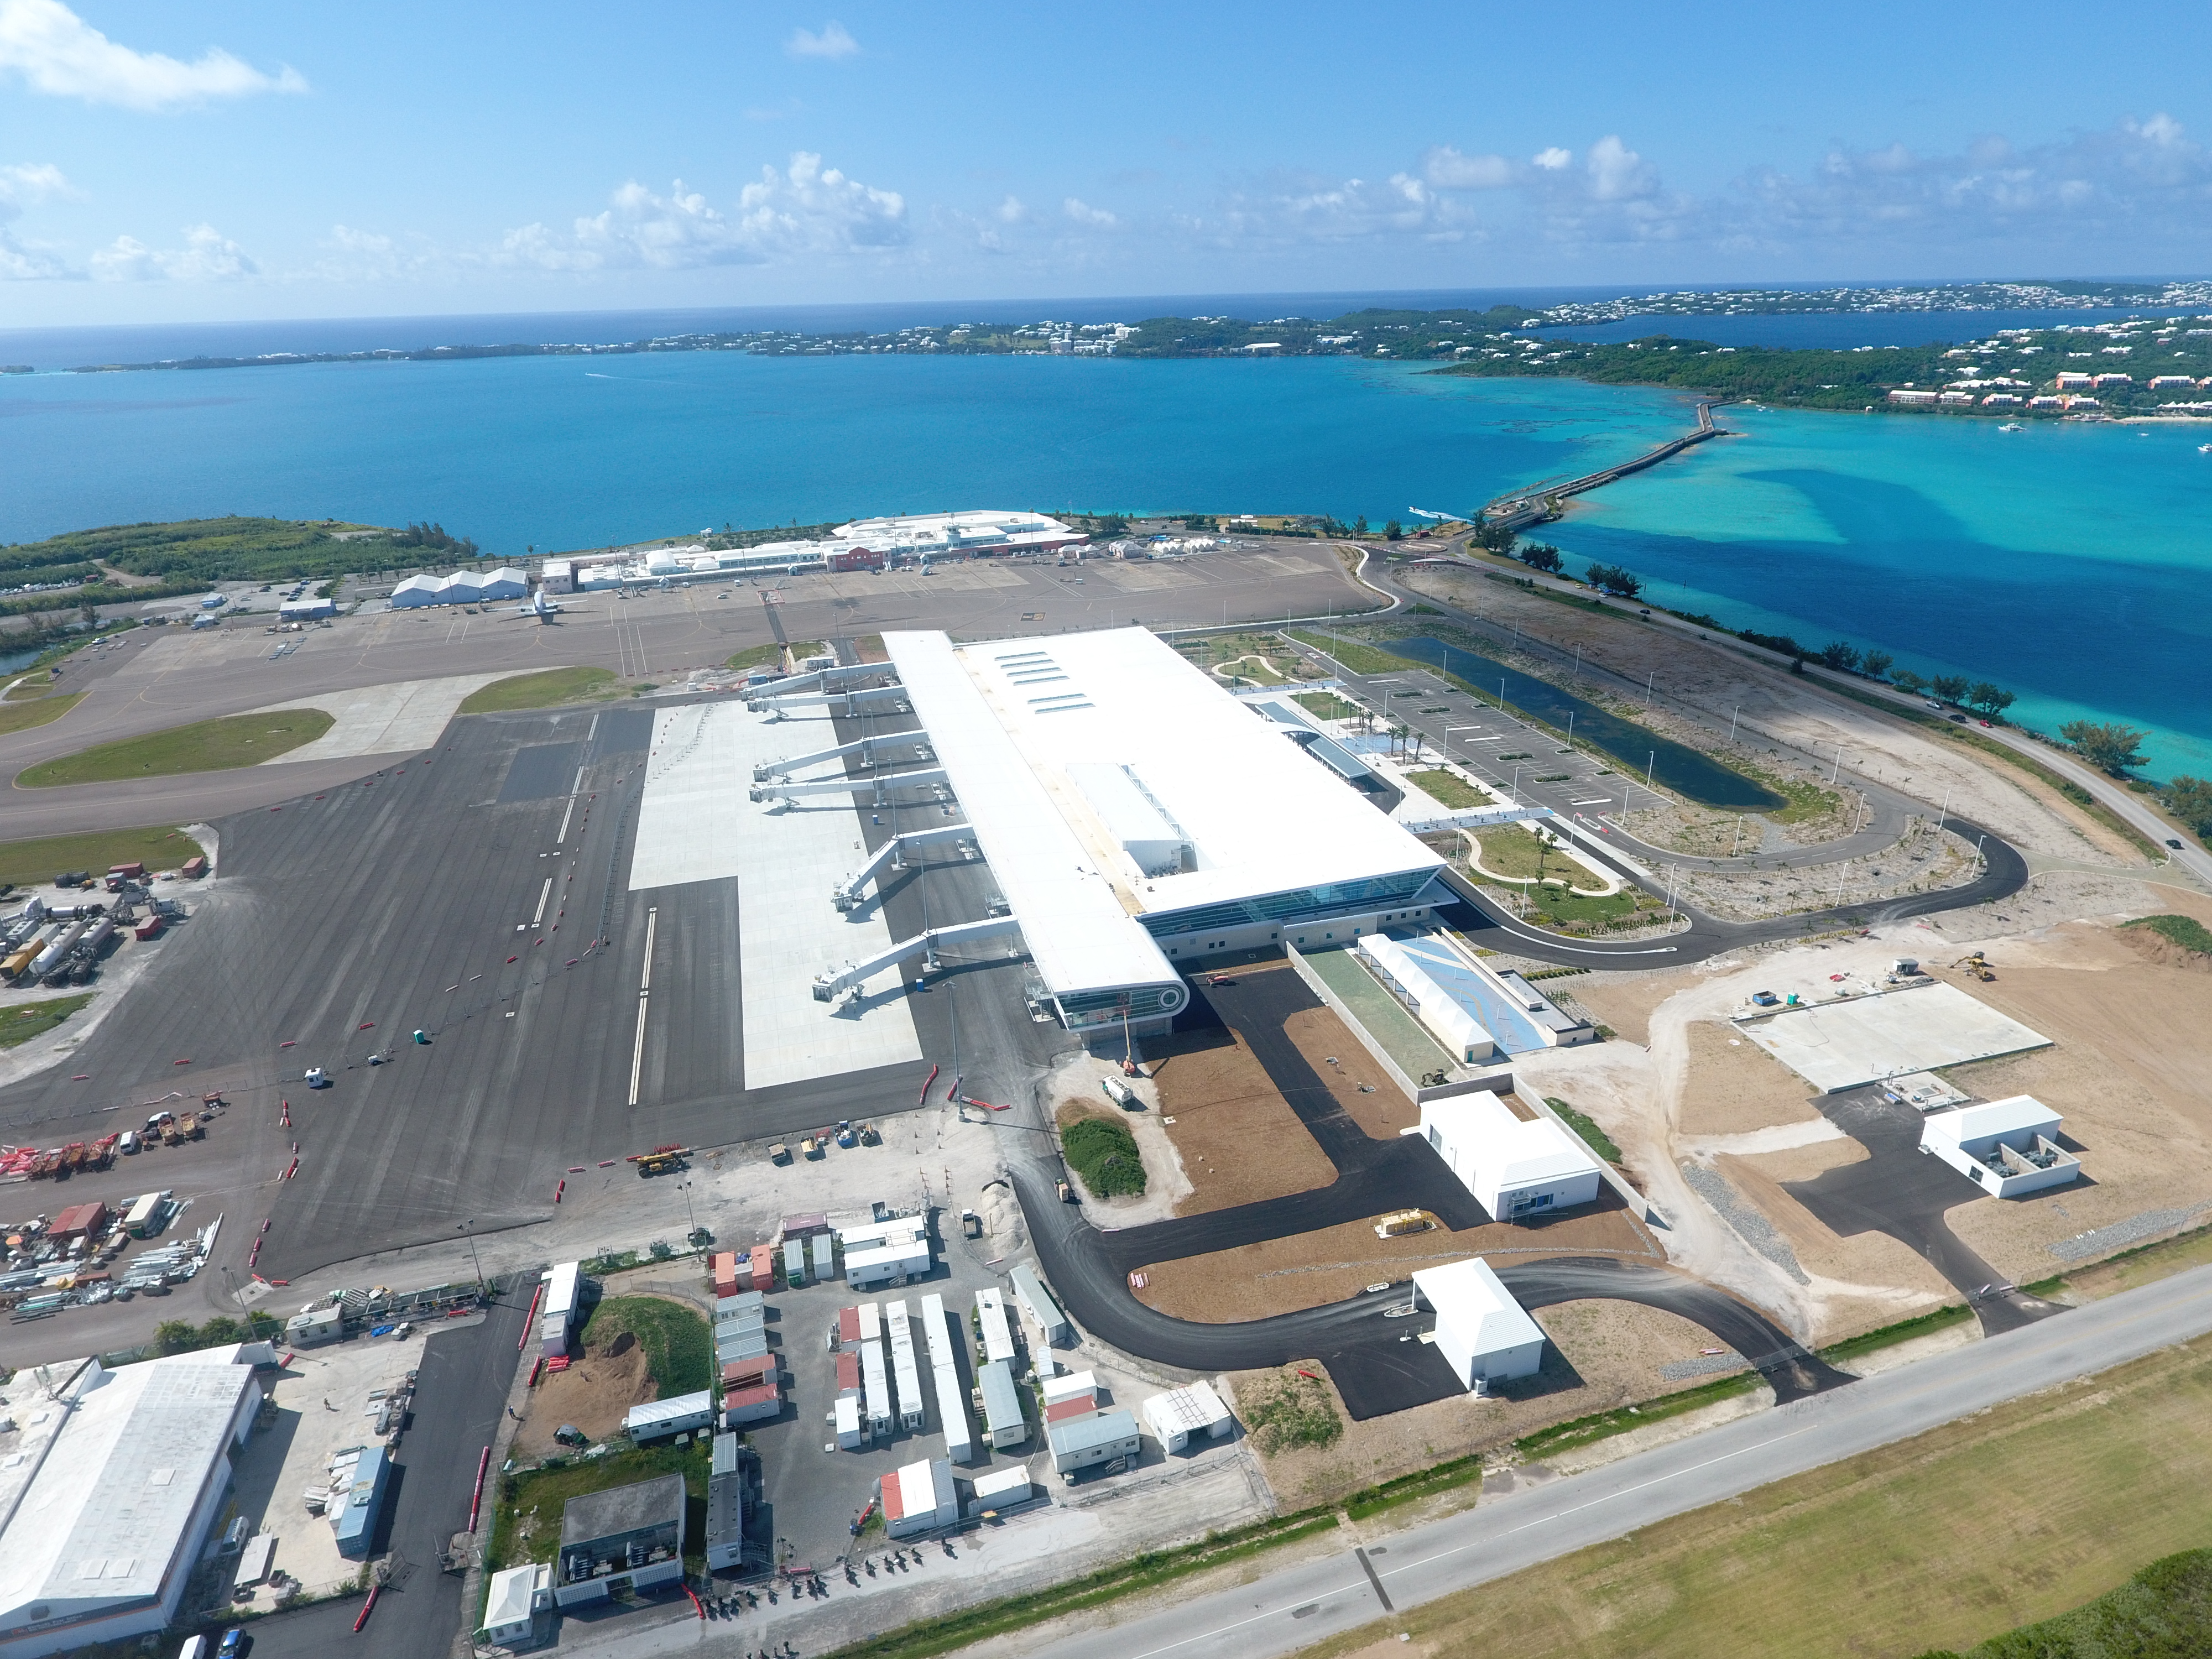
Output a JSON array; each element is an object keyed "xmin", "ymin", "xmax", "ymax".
[{"xmin": 3, "ymin": 1, "xmax": 2211, "ymax": 326}]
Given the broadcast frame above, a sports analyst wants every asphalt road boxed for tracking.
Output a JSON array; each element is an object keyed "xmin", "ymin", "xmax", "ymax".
[
  {"xmin": 234, "ymin": 1293, "xmax": 529, "ymax": 1659},
  {"xmin": 1000, "ymin": 1260, "xmax": 2212, "ymax": 1659}
]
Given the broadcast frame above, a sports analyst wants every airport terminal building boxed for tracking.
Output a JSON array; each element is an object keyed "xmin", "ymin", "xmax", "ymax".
[{"xmin": 837, "ymin": 627, "xmax": 1450, "ymax": 1031}]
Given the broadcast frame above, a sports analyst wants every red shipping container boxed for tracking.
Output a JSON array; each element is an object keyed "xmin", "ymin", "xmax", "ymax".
[
  {"xmin": 180, "ymin": 855, "xmax": 208, "ymax": 879},
  {"xmin": 834, "ymin": 1352, "xmax": 860, "ymax": 1395},
  {"xmin": 748, "ymin": 1244, "xmax": 774, "ymax": 1288},
  {"xmin": 1044, "ymin": 1396, "xmax": 1098, "ymax": 1425},
  {"xmin": 709, "ymin": 1251, "xmax": 738, "ymax": 1296}
]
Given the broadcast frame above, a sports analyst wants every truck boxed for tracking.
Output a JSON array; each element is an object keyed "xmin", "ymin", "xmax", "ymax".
[
  {"xmin": 123, "ymin": 1191, "xmax": 168, "ymax": 1238},
  {"xmin": 1101, "ymin": 1075, "xmax": 1139, "ymax": 1110},
  {"xmin": 634, "ymin": 1151, "xmax": 682, "ymax": 1177}
]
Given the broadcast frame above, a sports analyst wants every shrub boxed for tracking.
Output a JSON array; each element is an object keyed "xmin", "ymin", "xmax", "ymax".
[
  {"xmin": 1062, "ymin": 1117, "xmax": 1146, "ymax": 1198},
  {"xmin": 1243, "ymin": 1368, "xmax": 1343, "ymax": 1453}
]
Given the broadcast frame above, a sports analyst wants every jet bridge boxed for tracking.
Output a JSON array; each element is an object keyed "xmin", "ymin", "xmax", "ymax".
[
  {"xmin": 744, "ymin": 662, "xmax": 883, "ymax": 707},
  {"xmin": 1397, "ymin": 804, "xmax": 1554, "ymax": 835},
  {"xmin": 749, "ymin": 767, "xmax": 948, "ymax": 806},
  {"xmin": 833, "ymin": 823, "xmax": 977, "ymax": 910},
  {"xmin": 749, "ymin": 679, "xmax": 908, "ymax": 720},
  {"xmin": 753, "ymin": 734, "xmax": 932, "ymax": 782},
  {"xmin": 811, "ymin": 914, "xmax": 1024, "ymax": 1003}
]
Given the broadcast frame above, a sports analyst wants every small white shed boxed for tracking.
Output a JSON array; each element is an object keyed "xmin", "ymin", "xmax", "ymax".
[
  {"xmin": 1142, "ymin": 1381, "xmax": 1234, "ymax": 1452},
  {"xmin": 1414, "ymin": 1258, "xmax": 1546, "ymax": 1389},
  {"xmin": 1418, "ymin": 1093, "xmax": 1601, "ymax": 1220},
  {"xmin": 1922, "ymin": 1094, "xmax": 2079, "ymax": 1197}
]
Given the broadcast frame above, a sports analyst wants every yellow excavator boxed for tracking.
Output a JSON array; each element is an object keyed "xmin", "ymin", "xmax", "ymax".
[{"xmin": 1951, "ymin": 951, "xmax": 1996, "ymax": 982}]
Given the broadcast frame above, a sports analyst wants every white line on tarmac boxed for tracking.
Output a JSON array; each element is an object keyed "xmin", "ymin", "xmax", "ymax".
[
  {"xmin": 554, "ymin": 765, "xmax": 586, "ymax": 843},
  {"xmin": 628, "ymin": 905, "xmax": 657, "ymax": 1107},
  {"xmin": 531, "ymin": 878, "xmax": 552, "ymax": 927}
]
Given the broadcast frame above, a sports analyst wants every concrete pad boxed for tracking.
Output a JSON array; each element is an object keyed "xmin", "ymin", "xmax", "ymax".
[
  {"xmin": 1737, "ymin": 980, "xmax": 2051, "ymax": 1094},
  {"xmin": 629, "ymin": 702, "xmax": 922, "ymax": 1089},
  {"xmin": 255, "ymin": 672, "xmax": 513, "ymax": 764}
]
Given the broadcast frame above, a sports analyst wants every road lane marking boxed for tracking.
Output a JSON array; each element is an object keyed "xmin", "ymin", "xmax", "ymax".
[
  {"xmin": 627, "ymin": 905, "xmax": 657, "ymax": 1107},
  {"xmin": 531, "ymin": 878, "xmax": 553, "ymax": 927},
  {"xmin": 554, "ymin": 765, "xmax": 586, "ymax": 843}
]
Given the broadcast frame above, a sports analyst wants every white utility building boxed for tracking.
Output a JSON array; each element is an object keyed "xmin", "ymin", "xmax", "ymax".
[
  {"xmin": 1921, "ymin": 1094, "xmax": 2080, "ymax": 1197},
  {"xmin": 540, "ymin": 1260, "xmax": 582, "ymax": 1359},
  {"xmin": 880, "ymin": 1458, "xmax": 959, "ymax": 1538},
  {"xmin": 483, "ymin": 1564, "xmax": 551, "ymax": 1646},
  {"xmin": 1142, "ymin": 1381, "xmax": 1235, "ymax": 1452},
  {"xmin": 868, "ymin": 627, "xmax": 1448, "ymax": 1032},
  {"xmin": 0, "ymin": 1349, "xmax": 265, "ymax": 1659},
  {"xmin": 840, "ymin": 1215, "xmax": 932, "ymax": 1290},
  {"xmin": 1357, "ymin": 933, "xmax": 1495, "ymax": 1063},
  {"xmin": 478, "ymin": 566, "xmax": 529, "ymax": 600},
  {"xmin": 1413, "ymin": 1258, "xmax": 1547, "ymax": 1389},
  {"xmin": 1417, "ymin": 1091, "xmax": 1603, "ymax": 1220}
]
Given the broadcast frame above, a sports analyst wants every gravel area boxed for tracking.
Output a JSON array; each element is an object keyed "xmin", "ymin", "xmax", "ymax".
[
  {"xmin": 1678, "ymin": 1161, "xmax": 1809, "ymax": 1285},
  {"xmin": 1673, "ymin": 819, "xmax": 1983, "ymax": 922},
  {"xmin": 2047, "ymin": 1205, "xmax": 2212, "ymax": 1262}
]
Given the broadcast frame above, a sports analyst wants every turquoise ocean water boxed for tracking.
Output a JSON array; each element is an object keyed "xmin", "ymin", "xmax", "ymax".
[{"xmin": 3, "ymin": 349, "xmax": 2207, "ymax": 776}]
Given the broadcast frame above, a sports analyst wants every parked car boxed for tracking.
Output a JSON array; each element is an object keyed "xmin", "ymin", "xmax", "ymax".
[
  {"xmin": 2167, "ymin": 838, "xmax": 2185, "ymax": 851},
  {"xmin": 119, "ymin": 1130, "xmax": 139, "ymax": 1154}
]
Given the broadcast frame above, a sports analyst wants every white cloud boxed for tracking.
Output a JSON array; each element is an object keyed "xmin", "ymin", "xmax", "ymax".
[
  {"xmin": 786, "ymin": 20, "xmax": 858, "ymax": 60},
  {"xmin": 0, "ymin": 0, "xmax": 305, "ymax": 110},
  {"xmin": 0, "ymin": 159, "xmax": 71, "ymax": 278},
  {"xmin": 1423, "ymin": 147, "xmax": 1514, "ymax": 189},
  {"xmin": 1532, "ymin": 147, "xmax": 1573, "ymax": 171},
  {"xmin": 90, "ymin": 222, "xmax": 256, "ymax": 281},
  {"xmin": 1063, "ymin": 196, "xmax": 1119, "ymax": 228},
  {"xmin": 997, "ymin": 194, "xmax": 1029, "ymax": 223},
  {"xmin": 504, "ymin": 154, "xmax": 906, "ymax": 271},
  {"xmin": 1203, "ymin": 169, "xmax": 1476, "ymax": 247},
  {"xmin": 0, "ymin": 159, "xmax": 69, "ymax": 201},
  {"xmin": 1584, "ymin": 134, "xmax": 1656, "ymax": 202}
]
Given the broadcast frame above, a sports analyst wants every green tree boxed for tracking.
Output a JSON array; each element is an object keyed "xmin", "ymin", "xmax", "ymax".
[
  {"xmin": 1518, "ymin": 542, "xmax": 1564, "ymax": 573},
  {"xmin": 1966, "ymin": 681, "xmax": 2016, "ymax": 719},
  {"xmin": 1384, "ymin": 519, "xmax": 1403, "ymax": 540},
  {"xmin": 1890, "ymin": 667, "xmax": 1927, "ymax": 694},
  {"xmin": 1817, "ymin": 640, "xmax": 1861, "ymax": 671},
  {"xmin": 2162, "ymin": 776, "xmax": 2212, "ymax": 838},
  {"xmin": 1859, "ymin": 649, "xmax": 1893, "ymax": 680},
  {"xmin": 1472, "ymin": 522, "xmax": 1517, "ymax": 554},
  {"xmin": 1584, "ymin": 562, "xmax": 1642, "ymax": 598},
  {"xmin": 1353, "ymin": 515, "xmax": 1369, "ymax": 535},
  {"xmin": 2060, "ymin": 719, "xmax": 2150, "ymax": 776},
  {"xmin": 1929, "ymin": 674, "xmax": 1970, "ymax": 704}
]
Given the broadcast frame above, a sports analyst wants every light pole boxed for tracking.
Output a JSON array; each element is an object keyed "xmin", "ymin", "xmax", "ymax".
[
  {"xmin": 1830, "ymin": 745, "xmax": 1844, "ymax": 785},
  {"xmin": 456, "ymin": 1218, "xmax": 484, "ymax": 1288},
  {"xmin": 1936, "ymin": 787, "xmax": 1951, "ymax": 833},
  {"xmin": 680, "ymin": 1178, "xmax": 700, "ymax": 1248},
  {"xmin": 1728, "ymin": 705, "xmax": 1740, "ymax": 743}
]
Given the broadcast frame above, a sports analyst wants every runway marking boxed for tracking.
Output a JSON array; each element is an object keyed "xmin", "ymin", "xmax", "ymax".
[
  {"xmin": 531, "ymin": 878, "xmax": 553, "ymax": 927},
  {"xmin": 554, "ymin": 765, "xmax": 586, "ymax": 843},
  {"xmin": 628, "ymin": 905, "xmax": 658, "ymax": 1107},
  {"xmin": 1571, "ymin": 797, "xmax": 1611, "ymax": 806}
]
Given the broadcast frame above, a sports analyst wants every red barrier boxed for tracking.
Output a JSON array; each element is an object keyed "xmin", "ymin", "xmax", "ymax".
[
  {"xmin": 685, "ymin": 1587, "xmax": 705, "ymax": 1619},
  {"xmin": 518, "ymin": 1281, "xmax": 545, "ymax": 1350},
  {"xmin": 919, "ymin": 1063, "xmax": 938, "ymax": 1104},
  {"xmin": 553, "ymin": 1179, "xmax": 565, "ymax": 1203},
  {"xmin": 468, "ymin": 1446, "xmax": 492, "ymax": 1531},
  {"xmin": 353, "ymin": 1584, "xmax": 379, "ymax": 1630}
]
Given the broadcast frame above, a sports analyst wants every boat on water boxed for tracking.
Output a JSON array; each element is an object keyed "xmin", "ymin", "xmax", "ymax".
[
  {"xmin": 1997, "ymin": 422, "xmax": 2025, "ymax": 431},
  {"xmin": 2200, "ymin": 442, "xmax": 2212, "ymax": 454}
]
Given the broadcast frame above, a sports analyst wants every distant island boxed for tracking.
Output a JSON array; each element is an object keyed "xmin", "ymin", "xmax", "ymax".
[{"xmin": 15, "ymin": 277, "xmax": 2210, "ymax": 420}]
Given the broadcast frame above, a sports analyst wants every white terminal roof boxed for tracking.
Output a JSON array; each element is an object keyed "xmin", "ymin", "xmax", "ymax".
[
  {"xmin": 883, "ymin": 627, "xmax": 1444, "ymax": 1003},
  {"xmin": 835, "ymin": 510, "xmax": 1078, "ymax": 550},
  {"xmin": 0, "ymin": 1351, "xmax": 259, "ymax": 1639}
]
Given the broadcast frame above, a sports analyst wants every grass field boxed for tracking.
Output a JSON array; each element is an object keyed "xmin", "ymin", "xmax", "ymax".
[
  {"xmin": 1302, "ymin": 1339, "xmax": 2212, "ymax": 1659},
  {"xmin": 1058, "ymin": 1108, "xmax": 1146, "ymax": 1198},
  {"xmin": 457, "ymin": 666, "xmax": 618, "ymax": 713},
  {"xmin": 726, "ymin": 643, "xmax": 784, "ymax": 671},
  {"xmin": 2125, "ymin": 913, "xmax": 2212, "ymax": 955},
  {"xmin": 4, "ymin": 669, "xmax": 56, "ymax": 701},
  {"xmin": 0, "ymin": 994, "xmax": 95, "ymax": 1050},
  {"xmin": 0, "ymin": 826, "xmax": 205, "ymax": 890},
  {"xmin": 575, "ymin": 1295, "xmax": 713, "ymax": 1396},
  {"xmin": 1408, "ymin": 768, "xmax": 1487, "ymax": 808},
  {"xmin": 1292, "ymin": 691, "xmax": 1360, "ymax": 721},
  {"xmin": 17, "ymin": 711, "xmax": 333, "ymax": 786},
  {"xmin": 0, "ymin": 692, "xmax": 84, "ymax": 738},
  {"xmin": 1544, "ymin": 1097, "xmax": 1622, "ymax": 1163}
]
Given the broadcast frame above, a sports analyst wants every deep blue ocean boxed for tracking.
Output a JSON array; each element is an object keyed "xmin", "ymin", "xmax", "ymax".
[{"xmin": 4, "ymin": 299, "xmax": 2208, "ymax": 779}]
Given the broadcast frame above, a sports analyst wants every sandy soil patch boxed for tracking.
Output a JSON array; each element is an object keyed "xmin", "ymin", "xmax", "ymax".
[
  {"xmin": 1715, "ymin": 1145, "xmax": 1956, "ymax": 1340},
  {"xmin": 1135, "ymin": 1196, "xmax": 1655, "ymax": 1322},
  {"xmin": 1913, "ymin": 911, "xmax": 2212, "ymax": 1282},
  {"xmin": 1674, "ymin": 1019, "xmax": 1820, "ymax": 1138},
  {"xmin": 1146, "ymin": 1023, "xmax": 1337, "ymax": 1215},
  {"xmin": 1554, "ymin": 964, "xmax": 1700, "ymax": 1046},
  {"xmin": 1229, "ymin": 1296, "xmax": 1757, "ymax": 1509},
  {"xmin": 1398, "ymin": 566, "xmax": 2147, "ymax": 866},
  {"xmin": 513, "ymin": 1327, "xmax": 655, "ymax": 1456},
  {"xmin": 1282, "ymin": 1004, "xmax": 1419, "ymax": 1137}
]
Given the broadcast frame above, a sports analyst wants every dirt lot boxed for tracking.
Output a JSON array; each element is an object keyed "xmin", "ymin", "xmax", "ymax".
[
  {"xmin": 513, "ymin": 1324, "xmax": 656, "ymax": 1456},
  {"xmin": 1146, "ymin": 1022, "xmax": 1337, "ymax": 1215},
  {"xmin": 1228, "ymin": 1293, "xmax": 1759, "ymax": 1509},
  {"xmin": 1282, "ymin": 1004, "xmax": 1420, "ymax": 1137},
  {"xmin": 1136, "ymin": 1194, "xmax": 1657, "ymax": 1322},
  {"xmin": 1673, "ymin": 1019, "xmax": 1820, "ymax": 1138},
  {"xmin": 1917, "ymin": 905, "xmax": 2212, "ymax": 1282}
]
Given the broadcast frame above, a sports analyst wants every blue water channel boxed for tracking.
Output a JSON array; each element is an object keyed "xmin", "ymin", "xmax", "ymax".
[{"xmin": 1385, "ymin": 636, "xmax": 1785, "ymax": 812}]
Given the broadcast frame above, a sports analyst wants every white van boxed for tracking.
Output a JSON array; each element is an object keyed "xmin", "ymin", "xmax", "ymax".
[
  {"xmin": 178, "ymin": 1636, "xmax": 208, "ymax": 1659},
  {"xmin": 119, "ymin": 1130, "xmax": 139, "ymax": 1154}
]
